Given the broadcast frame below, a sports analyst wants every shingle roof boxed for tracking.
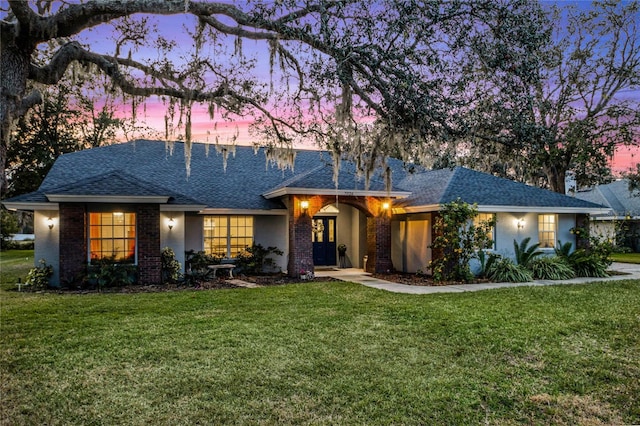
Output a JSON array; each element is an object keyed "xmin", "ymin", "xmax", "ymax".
[
  {"xmin": 395, "ymin": 167, "xmax": 605, "ymax": 210},
  {"xmin": 574, "ymin": 180, "xmax": 640, "ymax": 218},
  {"xmin": 3, "ymin": 140, "xmax": 607, "ymax": 213},
  {"xmin": 12, "ymin": 140, "xmax": 409, "ymax": 210}
]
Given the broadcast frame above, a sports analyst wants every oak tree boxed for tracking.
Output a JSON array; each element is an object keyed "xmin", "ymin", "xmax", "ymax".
[{"xmin": 1, "ymin": 0, "xmax": 550, "ymax": 193}]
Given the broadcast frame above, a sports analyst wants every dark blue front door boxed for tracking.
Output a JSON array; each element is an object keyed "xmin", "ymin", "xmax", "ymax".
[{"xmin": 312, "ymin": 217, "xmax": 337, "ymax": 266}]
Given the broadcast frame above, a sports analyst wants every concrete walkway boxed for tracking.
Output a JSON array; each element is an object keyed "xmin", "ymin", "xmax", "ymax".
[{"xmin": 314, "ymin": 262, "xmax": 640, "ymax": 294}]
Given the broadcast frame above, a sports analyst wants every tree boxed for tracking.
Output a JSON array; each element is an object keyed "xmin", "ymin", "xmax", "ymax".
[
  {"xmin": 462, "ymin": 1, "xmax": 640, "ymax": 193},
  {"xmin": 5, "ymin": 74, "xmax": 123, "ymax": 198},
  {"xmin": 1, "ymin": 0, "xmax": 553, "ymax": 193}
]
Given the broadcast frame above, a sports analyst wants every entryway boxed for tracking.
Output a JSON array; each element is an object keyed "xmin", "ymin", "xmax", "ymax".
[{"xmin": 312, "ymin": 217, "xmax": 336, "ymax": 266}]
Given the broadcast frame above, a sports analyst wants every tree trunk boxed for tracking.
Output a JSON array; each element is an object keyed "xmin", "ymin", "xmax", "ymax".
[
  {"xmin": 544, "ymin": 166, "xmax": 566, "ymax": 194},
  {"xmin": 1, "ymin": 43, "xmax": 32, "ymax": 196}
]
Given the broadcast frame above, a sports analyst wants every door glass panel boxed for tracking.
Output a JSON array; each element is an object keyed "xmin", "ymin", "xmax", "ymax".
[{"xmin": 328, "ymin": 219, "xmax": 335, "ymax": 242}]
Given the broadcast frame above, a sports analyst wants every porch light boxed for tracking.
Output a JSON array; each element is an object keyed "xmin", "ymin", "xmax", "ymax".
[
  {"xmin": 516, "ymin": 218, "xmax": 525, "ymax": 229},
  {"xmin": 46, "ymin": 217, "xmax": 54, "ymax": 230},
  {"xmin": 167, "ymin": 217, "xmax": 175, "ymax": 230},
  {"xmin": 382, "ymin": 202, "xmax": 390, "ymax": 210},
  {"xmin": 300, "ymin": 200, "xmax": 310, "ymax": 210}
]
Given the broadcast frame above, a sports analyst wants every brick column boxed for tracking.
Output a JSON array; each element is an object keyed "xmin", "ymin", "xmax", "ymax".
[
  {"xmin": 288, "ymin": 195, "xmax": 318, "ymax": 278},
  {"xmin": 59, "ymin": 204, "xmax": 87, "ymax": 284},
  {"xmin": 137, "ymin": 204, "xmax": 161, "ymax": 284},
  {"xmin": 366, "ymin": 216, "xmax": 393, "ymax": 273}
]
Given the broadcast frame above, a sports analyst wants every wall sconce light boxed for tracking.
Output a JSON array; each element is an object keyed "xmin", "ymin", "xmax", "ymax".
[
  {"xmin": 167, "ymin": 217, "xmax": 175, "ymax": 230},
  {"xmin": 516, "ymin": 218, "xmax": 525, "ymax": 229},
  {"xmin": 300, "ymin": 200, "xmax": 310, "ymax": 210},
  {"xmin": 46, "ymin": 217, "xmax": 54, "ymax": 230},
  {"xmin": 382, "ymin": 202, "xmax": 390, "ymax": 210}
]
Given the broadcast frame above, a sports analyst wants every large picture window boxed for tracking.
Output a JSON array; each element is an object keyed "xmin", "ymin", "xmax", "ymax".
[
  {"xmin": 204, "ymin": 216, "xmax": 254, "ymax": 258},
  {"xmin": 89, "ymin": 212, "xmax": 136, "ymax": 264},
  {"xmin": 538, "ymin": 214, "xmax": 557, "ymax": 248}
]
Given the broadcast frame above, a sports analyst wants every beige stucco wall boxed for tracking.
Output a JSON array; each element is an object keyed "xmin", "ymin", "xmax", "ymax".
[
  {"xmin": 160, "ymin": 211, "xmax": 186, "ymax": 272},
  {"xmin": 254, "ymin": 215, "xmax": 288, "ymax": 271},
  {"xmin": 392, "ymin": 213, "xmax": 432, "ymax": 273},
  {"xmin": 34, "ymin": 210, "xmax": 60, "ymax": 285}
]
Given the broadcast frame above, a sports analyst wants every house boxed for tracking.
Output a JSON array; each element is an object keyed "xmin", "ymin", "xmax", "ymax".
[
  {"xmin": 2, "ymin": 140, "xmax": 609, "ymax": 286},
  {"xmin": 573, "ymin": 180, "xmax": 640, "ymax": 251}
]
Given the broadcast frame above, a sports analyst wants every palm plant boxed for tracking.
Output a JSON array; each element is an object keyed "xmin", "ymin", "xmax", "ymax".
[{"xmin": 513, "ymin": 237, "xmax": 543, "ymax": 268}]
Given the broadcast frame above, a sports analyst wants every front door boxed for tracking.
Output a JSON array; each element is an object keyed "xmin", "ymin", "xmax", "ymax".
[{"xmin": 312, "ymin": 217, "xmax": 337, "ymax": 266}]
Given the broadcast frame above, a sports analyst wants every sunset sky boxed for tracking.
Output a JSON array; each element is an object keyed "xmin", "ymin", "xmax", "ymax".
[{"xmin": 3, "ymin": 0, "xmax": 638, "ymax": 174}]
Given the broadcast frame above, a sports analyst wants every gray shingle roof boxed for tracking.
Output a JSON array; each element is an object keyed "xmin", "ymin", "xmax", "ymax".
[
  {"xmin": 395, "ymin": 167, "xmax": 605, "ymax": 209},
  {"xmin": 574, "ymin": 180, "xmax": 640, "ymax": 218},
  {"xmin": 3, "ymin": 141, "xmax": 606, "ymax": 213}
]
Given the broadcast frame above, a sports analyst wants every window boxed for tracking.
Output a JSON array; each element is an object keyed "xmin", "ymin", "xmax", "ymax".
[
  {"xmin": 473, "ymin": 213, "xmax": 495, "ymax": 249},
  {"xmin": 89, "ymin": 212, "xmax": 136, "ymax": 264},
  {"xmin": 204, "ymin": 216, "xmax": 253, "ymax": 258},
  {"xmin": 538, "ymin": 214, "xmax": 556, "ymax": 248}
]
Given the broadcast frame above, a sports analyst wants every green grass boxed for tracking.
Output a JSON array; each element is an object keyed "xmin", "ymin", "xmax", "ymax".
[
  {"xmin": 0, "ymin": 249, "xmax": 34, "ymax": 290},
  {"xmin": 1, "ymin": 275, "xmax": 639, "ymax": 425},
  {"xmin": 610, "ymin": 252, "xmax": 640, "ymax": 264}
]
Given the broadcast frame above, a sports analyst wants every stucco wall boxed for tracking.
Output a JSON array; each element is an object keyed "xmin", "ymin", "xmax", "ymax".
[
  {"xmin": 160, "ymin": 211, "xmax": 186, "ymax": 272},
  {"xmin": 392, "ymin": 213, "xmax": 431, "ymax": 273},
  {"xmin": 254, "ymin": 215, "xmax": 288, "ymax": 271},
  {"xmin": 34, "ymin": 210, "xmax": 60, "ymax": 285},
  {"xmin": 184, "ymin": 213, "xmax": 204, "ymax": 253}
]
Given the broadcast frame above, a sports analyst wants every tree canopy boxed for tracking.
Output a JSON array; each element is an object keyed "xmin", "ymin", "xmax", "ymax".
[
  {"xmin": 1, "ymin": 0, "xmax": 637, "ymax": 196},
  {"xmin": 459, "ymin": 0, "xmax": 640, "ymax": 193}
]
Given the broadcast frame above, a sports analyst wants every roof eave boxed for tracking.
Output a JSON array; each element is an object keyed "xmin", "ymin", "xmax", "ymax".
[
  {"xmin": 198, "ymin": 208, "xmax": 288, "ymax": 216},
  {"xmin": 2, "ymin": 201, "xmax": 59, "ymax": 211},
  {"xmin": 394, "ymin": 204, "xmax": 611, "ymax": 215},
  {"xmin": 46, "ymin": 195, "xmax": 170, "ymax": 203},
  {"xmin": 263, "ymin": 187, "xmax": 411, "ymax": 199}
]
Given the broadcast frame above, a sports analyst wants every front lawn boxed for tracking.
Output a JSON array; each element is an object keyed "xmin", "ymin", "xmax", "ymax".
[
  {"xmin": 1, "ymin": 279, "xmax": 639, "ymax": 425},
  {"xmin": 610, "ymin": 252, "xmax": 640, "ymax": 264},
  {"xmin": 0, "ymin": 249, "xmax": 33, "ymax": 290}
]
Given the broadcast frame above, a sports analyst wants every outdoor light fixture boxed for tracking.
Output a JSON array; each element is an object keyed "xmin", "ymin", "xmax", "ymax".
[
  {"xmin": 516, "ymin": 218, "xmax": 525, "ymax": 229},
  {"xmin": 300, "ymin": 200, "xmax": 310, "ymax": 210},
  {"xmin": 167, "ymin": 217, "xmax": 175, "ymax": 230},
  {"xmin": 382, "ymin": 202, "xmax": 390, "ymax": 210},
  {"xmin": 46, "ymin": 217, "xmax": 54, "ymax": 230}
]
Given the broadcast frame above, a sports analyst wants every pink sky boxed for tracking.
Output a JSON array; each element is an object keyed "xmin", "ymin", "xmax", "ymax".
[{"xmin": 8, "ymin": 1, "xmax": 635, "ymax": 174}]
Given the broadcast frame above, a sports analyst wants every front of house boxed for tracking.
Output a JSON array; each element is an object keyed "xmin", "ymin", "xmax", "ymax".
[{"xmin": 3, "ymin": 140, "xmax": 609, "ymax": 286}]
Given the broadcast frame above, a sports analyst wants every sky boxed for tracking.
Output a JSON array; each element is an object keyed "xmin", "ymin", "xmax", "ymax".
[{"xmin": 2, "ymin": 0, "xmax": 638, "ymax": 174}]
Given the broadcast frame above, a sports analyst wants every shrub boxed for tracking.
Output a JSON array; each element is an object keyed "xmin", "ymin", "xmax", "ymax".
[
  {"xmin": 429, "ymin": 200, "xmax": 495, "ymax": 283},
  {"xmin": 235, "ymin": 243, "xmax": 283, "ymax": 275},
  {"xmin": 555, "ymin": 241, "xmax": 609, "ymax": 278},
  {"xmin": 487, "ymin": 258, "xmax": 533, "ymax": 283},
  {"xmin": 88, "ymin": 258, "xmax": 137, "ymax": 289},
  {"xmin": 476, "ymin": 250, "xmax": 501, "ymax": 279},
  {"xmin": 184, "ymin": 250, "xmax": 222, "ymax": 284},
  {"xmin": 514, "ymin": 237, "xmax": 543, "ymax": 268},
  {"xmin": 25, "ymin": 259, "xmax": 54, "ymax": 290},
  {"xmin": 528, "ymin": 256, "xmax": 575, "ymax": 280},
  {"xmin": 161, "ymin": 247, "xmax": 182, "ymax": 283}
]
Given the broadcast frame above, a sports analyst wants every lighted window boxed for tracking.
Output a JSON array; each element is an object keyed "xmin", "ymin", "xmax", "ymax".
[
  {"xmin": 89, "ymin": 212, "xmax": 136, "ymax": 264},
  {"xmin": 473, "ymin": 213, "xmax": 495, "ymax": 249},
  {"xmin": 204, "ymin": 216, "xmax": 253, "ymax": 258},
  {"xmin": 538, "ymin": 214, "xmax": 556, "ymax": 248}
]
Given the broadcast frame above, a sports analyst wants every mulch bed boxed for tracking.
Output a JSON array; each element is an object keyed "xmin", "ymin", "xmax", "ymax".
[
  {"xmin": 372, "ymin": 272, "xmax": 491, "ymax": 287},
  {"xmin": 30, "ymin": 274, "xmax": 340, "ymax": 294}
]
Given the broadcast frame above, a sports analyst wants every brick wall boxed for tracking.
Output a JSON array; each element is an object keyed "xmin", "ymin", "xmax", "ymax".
[
  {"xmin": 366, "ymin": 216, "xmax": 393, "ymax": 273},
  {"xmin": 288, "ymin": 195, "xmax": 314, "ymax": 277},
  {"xmin": 137, "ymin": 204, "xmax": 161, "ymax": 285},
  {"xmin": 59, "ymin": 204, "xmax": 87, "ymax": 284}
]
